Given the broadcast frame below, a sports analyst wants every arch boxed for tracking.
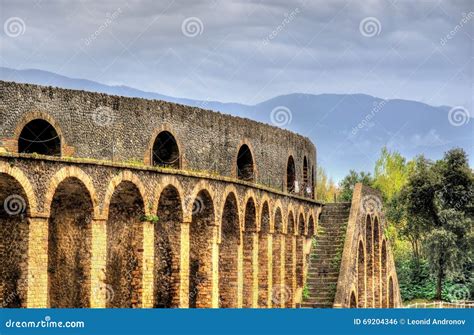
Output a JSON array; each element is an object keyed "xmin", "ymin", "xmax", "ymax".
[
  {"xmin": 44, "ymin": 167, "xmax": 99, "ymax": 219},
  {"xmin": 106, "ymin": 180, "xmax": 145, "ymax": 307},
  {"xmin": 18, "ymin": 119, "xmax": 61, "ymax": 156},
  {"xmin": 311, "ymin": 166, "xmax": 315, "ymax": 199},
  {"xmin": 365, "ymin": 214, "xmax": 374, "ymax": 307},
  {"xmin": 307, "ymin": 215, "xmax": 315, "ymax": 237},
  {"xmin": 285, "ymin": 211, "xmax": 296, "ymax": 307},
  {"xmin": 258, "ymin": 201, "xmax": 270, "ymax": 307},
  {"xmin": 47, "ymin": 177, "xmax": 93, "ymax": 307},
  {"xmin": 219, "ymin": 192, "xmax": 240, "ymax": 308},
  {"xmin": 357, "ymin": 240, "xmax": 366, "ymax": 308},
  {"xmin": 303, "ymin": 156, "xmax": 309, "ymax": 196},
  {"xmin": 236, "ymin": 144, "xmax": 255, "ymax": 182},
  {"xmin": 286, "ymin": 156, "xmax": 296, "ymax": 193},
  {"xmin": 0, "ymin": 163, "xmax": 37, "ymax": 214},
  {"xmin": 243, "ymin": 197, "xmax": 257, "ymax": 307},
  {"xmin": 373, "ymin": 217, "xmax": 381, "ymax": 307},
  {"xmin": 0, "ymin": 173, "xmax": 30, "ymax": 307},
  {"xmin": 388, "ymin": 277, "xmax": 394, "ymax": 308},
  {"xmin": 350, "ymin": 291, "xmax": 357, "ymax": 308},
  {"xmin": 154, "ymin": 185, "xmax": 183, "ymax": 307},
  {"xmin": 381, "ymin": 240, "xmax": 388, "ymax": 308},
  {"xmin": 272, "ymin": 201, "xmax": 284, "ymax": 234},
  {"xmin": 189, "ymin": 189, "xmax": 215, "ymax": 308},
  {"xmin": 151, "ymin": 131, "xmax": 180, "ymax": 169}
]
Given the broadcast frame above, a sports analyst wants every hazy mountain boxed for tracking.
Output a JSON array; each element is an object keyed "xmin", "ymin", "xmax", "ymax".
[{"xmin": 1, "ymin": 67, "xmax": 471, "ymax": 181}]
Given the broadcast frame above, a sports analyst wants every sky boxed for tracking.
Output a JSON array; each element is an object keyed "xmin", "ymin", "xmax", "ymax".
[{"xmin": 1, "ymin": 0, "xmax": 472, "ymax": 109}]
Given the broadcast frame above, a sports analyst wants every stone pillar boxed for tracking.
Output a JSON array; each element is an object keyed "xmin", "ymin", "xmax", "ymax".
[
  {"xmin": 90, "ymin": 218, "xmax": 107, "ymax": 308},
  {"xmin": 252, "ymin": 232, "xmax": 259, "ymax": 307},
  {"xmin": 179, "ymin": 221, "xmax": 190, "ymax": 308},
  {"xmin": 290, "ymin": 235, "xmax": 296, "ymax": 308},
  {"xmin": 26, "ymin": 216, "xmax": 48, "ymax": 308},
  {"xmin": 267, "ymin": 233, "xmax": 273, "ymax": 308},
  {"xmin": 142, "ymin": 220, "xmax": 154, "ymax": 308},
  {"xmin": 211, "ymin": 225, "xmax": 219, "ymax": 308},
  {"xmin": 280, "ymin": 234, "xmax": 285, "ymax": 308},
  {"xmin": 237, "ymin": 237, "xmax": 243, "ymax": 308}
]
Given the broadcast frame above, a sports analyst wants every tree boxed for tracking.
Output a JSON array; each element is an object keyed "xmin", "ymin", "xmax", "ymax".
[
  {"xmin": 316, "ymin": 166, "xmax": 339, "ymax": 202},
  {"xmin": 401, "ymin": 148, "xmax": 473, "ymax": 300},
  {"xmin": 338, "ymin": 170, "xmax": 373, "ymax": 202}
]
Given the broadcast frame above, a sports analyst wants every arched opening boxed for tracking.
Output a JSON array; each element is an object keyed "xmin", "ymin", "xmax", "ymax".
[
  {"xmin": 373, "ymin": 217, "xmax": 381, "ymax": 307},
  {"xmin": 365, "ymin": 215, "xmax": 373, "ymax": 307},
  {"xmin": 357, "ymin": 240, "xmax": 366, "ymax": 308},
  {"xmin": 48, "ymin": 177, "xmax": 92, "ymax": 308},
  {"xmin": 152, "ymin": 131, "xmax": 180, "ymax": 168},
  {"xmin": 296, "ymin": 214, "xmax": 305, "ymax": 288},
  {"xmin": 311, "ymin": 166, "xmax": 315, "ymax": 199},
  {"xmin": 286, "ymin": 156, "xmax": 296, "ymax": 193},
  {"xmin": 350, "ymin": 291, "xmax": 357, "ymax": 308},
  {"xmin": 272, "ymin": 208, "xmax": 283, "ymax": 307},
  {"xmin": 258, "ymin": 201, "xmax": 270, "ymax": 307},
  {"xmin": 388, "ymin": 277, "xmax": 394, "ymax": 308},
  {"xmin": 307, "ymin": 215, "xmax": 315, "ymax": 237},
  {"xmin": 189, "ymin": 190, "xmax": 214, "ymax": 308},
  {"xmin": 237, "ymin": 145, "xmax": 254, "ymax": 182},
  {"xmin": 219, "ymin": 193, "xmax": 240, "ymax": 308},
  {"xmin": 154, "ymin": 185, "xmax": 183, "ymax": 308},
  {"xmin": 285, "ymin": 212, "xmax": 295, "ymax": 307},
  {"xmin": 18, "ymin": 119, "xmax": 61, "ymax": 156},
  {"xmin": 0, "ymin": 174, "xmax": 29, "ymax": 308},
  {"xmin": 243, "ymin": 198, "xmax": 257, "ymax": 307},
  {"xmin": 106, "ymin": 181, "xmax": 144, "ymax": 308},
  {"xmin": 303, "ymin": 157, "xmax": 309, "ymax": 196},
  {"xmin": 381, "ymin": 240, "xmax": 388, "ymax": 308}
]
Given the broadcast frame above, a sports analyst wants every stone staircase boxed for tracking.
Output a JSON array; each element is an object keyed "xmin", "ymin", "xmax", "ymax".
[{"xmin": 302, "ymin": 202, "xmax": 351, "ymax": 308}]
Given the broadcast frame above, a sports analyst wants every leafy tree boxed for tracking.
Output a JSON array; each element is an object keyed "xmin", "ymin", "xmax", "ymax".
[
  {"xmin": 316, "ymin": 166, "xmax": 339, "ymax": 202},
  {"xmin": 338, "ymin": 170, "xmax": 373, "ymax": 202}
]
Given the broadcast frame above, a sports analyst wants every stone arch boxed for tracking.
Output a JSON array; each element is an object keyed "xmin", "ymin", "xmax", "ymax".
[
  {"xmin": 243, "ymin": 197, "xmax": 257, "ymax": 307},
  {"xmin": 144, "ymin": 124, "xmax": 185, "ymax": 167},
  {"xmin": 154, "ymin": 184, "xmax": 183, "ymax": 307},
  {"xmin": 189, "ymin": 189, "xmax": 215, "ymax": 308},
  {"xmin": 47, "ymin": 176, "xmax": 93, "ymax": 307},
  {"xmin": 350, "ymin": 291, "xmax": 357, "ymax": 308},
  {"xmin": 44, "ymin": 167, "xmax": 99, "ymax": 218},
  {"xmin": 285, "ymin": 211, "xmax": 296, "ymax": 307},
  {"xmin": 303, "ymin": 156, "xmax": 309, "ymax": 195},
  {"xmin": 236, "ymin": 144, "xmax": 255, "ymax": 182},
  {"xmin": 365, "ymin": 214, "xmax": 374, "ymax": 307},
  {"xmin": 272, "ymin": 200, "xmax": 284, "ymax": 234},
  {"xmin": 0, "ymin": 163, "xmax": 37, "ymax": 214},
  {"xmin": 357, "ymin": 239, "xmax": 366, "ymax": 308},
  {"xmin": 373, "ymin": 216, "xmax": 381, "ymax": 307},
  {"xmin": 218, "ymin": 192, "xmax": 240, "ymax": 308},
  {"xmin": 184, "ymin": 181, "xmax": 215, "ymax": 223},
  {"xmin": 14, "ymin": 112, "xmax": 69, "ymax": 156},
  {"xmin": 381, "ymin": 239, "xmax": 388, "ymax": 308},
  {"xmin": 258, "ymin": 200, "xmax": 270, "ymax": 307},
  {"xmin": 307, "ymin": 215, "xmax": 315, "ymax": 237},
  {"xmin": 151, "ymin": 131, "xmax": 181, "ymax": 169},
  {"xmin": 388, "ymin": 276, "xmax": 394, "ymax": 308},
  {"xmin": 105, "ymin": 180, "xmax": 145, "ymax": 308},
  {"xmin": 102, "ymin": 171, "xmax": 148, "ymax": 218},
  {"xmin": 286, "ymin": 156, "xmax": 296, "ymax": 193},
  {"xmin": 0, "ymin": 172, "xmax": 31, "ymax": 307},
  {"xmin": 272, "ymin": 206, "xmax": 284, "ymax": 307}
]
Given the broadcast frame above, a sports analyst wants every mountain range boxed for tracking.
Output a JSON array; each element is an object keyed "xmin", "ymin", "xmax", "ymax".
[{"xmin": 1, "ymin": 67, "xmax": 472, "ymax": 182}]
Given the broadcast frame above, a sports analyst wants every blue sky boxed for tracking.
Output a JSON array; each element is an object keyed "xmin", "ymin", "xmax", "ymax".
[{"xmin": 1, "ymin": 0, "xmax": 472, "ymax": 108}]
